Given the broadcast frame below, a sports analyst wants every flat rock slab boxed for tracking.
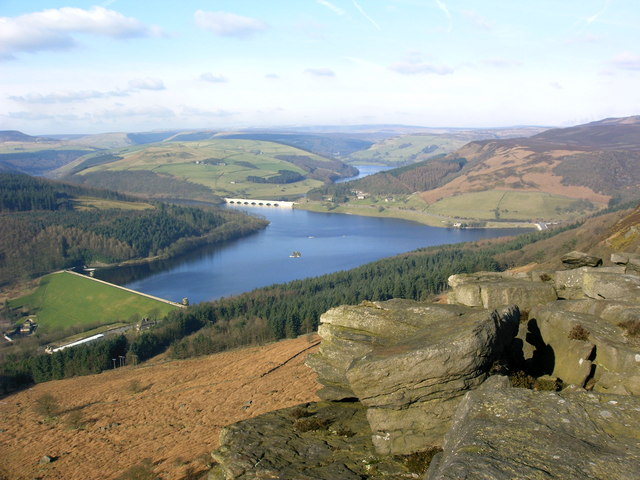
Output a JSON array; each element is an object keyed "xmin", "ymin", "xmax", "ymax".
[
  {"xmin": 306, "ymin": 300, "xmax": 471, "ymax": 400},
  {"xmin": 208, "ymin": 402, "xmax": 422, "ymax": 480},
  {"xmin": 426, "ymin": 383, "xmax": 640, "ymax": 480},
  {"xmin": 447, "ymin": 273, "xmax": 557, "ymax": 310},
  {"xmin": 582, "ymin": 271, "xmax": 640, "ymax": 300},
  {"xmin": 561, "ymin": 250, "xmax": 603, "ymax": 268}
]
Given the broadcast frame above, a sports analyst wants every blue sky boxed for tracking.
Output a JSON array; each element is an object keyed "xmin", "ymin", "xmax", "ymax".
[{"xmin": 1, "ymin": 0, "xmax": 639, "ymax": 134}]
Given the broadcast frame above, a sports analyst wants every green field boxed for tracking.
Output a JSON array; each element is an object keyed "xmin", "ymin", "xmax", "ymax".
[
  {"xmin": 72, "ymin": 195, "xmax": 155, "ymax": 211},
  {"xmin": 298, "ymin": 195, "xmax": 536, "ymax": 229},
  {"xmin": 425, "ymin": 190, "xmax": 602, "ymax": 221},
  {"xmin": 346, "ymin": 134, "xmax": 469, "ymax": 166},
  {"xmin": 64, "ymin": 139, "xmax": 337, "ymax": 199},
  {"xmin": 10, "ymin": 272, "xmax": 178, "ymax": 332}
]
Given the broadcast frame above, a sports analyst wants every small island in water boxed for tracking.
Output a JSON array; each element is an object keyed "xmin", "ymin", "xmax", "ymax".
[{"xmin": 289, "ymin": 251, "xmax": 302, "ymax": 258}]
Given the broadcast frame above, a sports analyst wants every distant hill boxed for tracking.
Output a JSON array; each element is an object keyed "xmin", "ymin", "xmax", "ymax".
[
  {"xmin": 0, "ymin": 130, "xmax": 100, "ymax": 175},
  {"xmin": 56, "ymin": 138, "xmax": 358, "ymax": 202},
  {"xmin": 0, "ymin": 130, "xmax": 53, "ymax": 142},
  {"xmin": 414, "ymin": 116, "xmax": 640, "ymax": 222},
  {"xmin": 304, "ymin": 116, "xmax": 640, "ymax": 225},
  {"xmin": 215, "ymin": 132, "xmax": 374, "ymax": 158},
  {"xmin": 342, "ymin": 126, "xmax": 550, "ymax": 166},
  {"xmin": 0, "ymin": 148, "xmax": 99, "ymax": 176},
  {"xmin": 527, "ymin": 116, "xmax": 640, "ymax": 151}
]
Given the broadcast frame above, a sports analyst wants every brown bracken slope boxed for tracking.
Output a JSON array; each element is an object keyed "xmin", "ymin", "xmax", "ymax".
[
  {"xmin": 420, "ymin": 116, "xmax": 640, "ymax": 206},
  {"xmin": 0, "ymin": 336, "xmax": 321, "ymax": 480}
]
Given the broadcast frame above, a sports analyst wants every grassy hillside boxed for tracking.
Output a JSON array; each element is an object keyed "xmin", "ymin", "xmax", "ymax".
[
  {"xmin": 343, "ymin": 126, "xmax": 550, "ymax": 166},
  {"xmin": 0, "ymin": 145, "xmax": 99, "ymax": 176},
  {"xmin": 10, "ymin": 271, "xmax": 178, "ymax": 332},
  {"xmin": 216, "ymin": 132, "xmax": 373, "ymax": 158},
  {"xmin": 305, "ymin": 117, "xmax": 640, "ymax": 226},
  {"xmin": 419, "ymin": 116, "xmax": 640, "ymax": 211},
  {"xmin": 424, "ymin": 190, "xmax": 599, "ymax": 222},
  {"xmin": 59, "ymin": 139, "xmax": 356, "ymax": 201},
  {"xmin": 346, "ymin": 134, "xmax": 469, "ymax": 166}
]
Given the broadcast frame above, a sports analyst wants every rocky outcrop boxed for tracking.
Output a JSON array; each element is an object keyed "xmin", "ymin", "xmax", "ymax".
[
  {"xmin": 209, "ymin": 249, "xmax": 640, "ymax": 479},
  {"xmin": 561, "ymin": 250, "xmax": 603, "ymax": 268},
  {"xmin": 306, "ymin": 300, "xmax": 474, "ymax": 401},
  {"xmin": 347, "ymin": 307, "xmax": 518, "ymax": 454},
  {"xmin": 582, "ymin": 270, "xmax": 640, "ymax": 300},
  {"xmin": 306, "ymin": 300, "xmax": 519, "ymax": 454},
  {"xmin": 530, "ymin": 301, "xmax": 640, "ymax": 394},
  {"xmin": 426, "ymin": 377, "xmax": 640, "ymax": 480},
  {"xmin": 611, "ymin": 251, "xmax": 640, "ymax": 273},
  {"xmin": 447, "ymin": 271, "xmax": 557, "ymax": 310},
  {"xmin": 207, "ymin": 402, "xmax": 420, "ymax": 480}
]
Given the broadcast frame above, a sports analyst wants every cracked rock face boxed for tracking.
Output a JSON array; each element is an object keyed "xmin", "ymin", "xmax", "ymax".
[
  {"xmin": 530, "ymin": 302, "xmax": 640, "ymax": 395},
  {"xmin": 305, "ymin": 300, "xmax": 473, "ymax": 401},
  {"xmin": 426, "ymin": 379, "xmax": 640, "ymax": 480},
  {"xmin": 306, "ymin": 299, "xmax": 519, "ymax": 454},
  {"xmin": 207, "ymin": 402, "xmax": 416, "ymax": 480}
]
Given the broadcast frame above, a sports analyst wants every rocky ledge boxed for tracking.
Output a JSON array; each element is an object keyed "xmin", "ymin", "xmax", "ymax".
[{"xmin": 208, "ymin": 252, "xmax": 640, "ymax": 480}]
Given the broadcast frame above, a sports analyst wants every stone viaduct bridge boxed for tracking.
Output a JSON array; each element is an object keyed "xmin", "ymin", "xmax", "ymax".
[{"xmin": 224, "ymin": 198, "xmax": 295, "ymax": 208}]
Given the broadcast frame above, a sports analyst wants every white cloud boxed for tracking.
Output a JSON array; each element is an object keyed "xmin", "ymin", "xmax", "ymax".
[
  {"xmin": 304, "ymin": 68, "xmax": 336, "ymax": 77},
  {"xmin": 564, "ymin": 33, "xmax": 603, "ymax": 45},
  {"xmin": 194, "ymin": 10, "xmax": 268, "ymax": 38},
  {"xmin": 482, "ymin": 58, "xmax": 522, "ymax": 68},
  {"xmin": 0, "ymin": 6, "xmax": 162, "ymax": 60},
  {"xmin": 586, "ymin": 0, "xmax": 612, "ymax": 25},
  {"xmin": 7, "ymin": 111, "xmax": 80, "ymax": 121},
  {"xmin": 128, "ymin": 78, "xmax": 166, "ymax": 90},
  {"xmin": 316, "ymin": 0, "xmax": 345, "ymax": 16},
  {"xmin": 461, "ymin": 10, "xmax": 494, "ymax": 30},
  {"xmin": 353, "ymin": 0, "xmax": 380, "ymax": 30},
  {"xmin": 181, "ymin": 106, "xmax": 235, "ymax": 118},
  {"xmin": 389, "ymin": 60, "xmax": 453, "ymax": 75},
  {"xmin": 434, "ymin": 0, "xmax": 452, "ymax": 33},
  {"xmin": 9, "ymin": 78, "xmax": 165, "ymax": 104},
  {"xmin": 611, "ymin": 52, "xmax": 640, "ymax": 71},
  {"xmin": 200, "ymin": 73, "xmax": 229, "ymax": 83},
  {"xmin": 9, "ymin": 90, "xmax": 127, "ymax": 104},
  {"xmin": 99, "ymin": 105, "xmax": 176, "ymax": 120},
  {"xmin": 265, "ymin": 73, "xmax": 280, "ymax": 80},
  {"xmin": 549, "ymin": 82, "xmax": 563, "ymax": 90}
]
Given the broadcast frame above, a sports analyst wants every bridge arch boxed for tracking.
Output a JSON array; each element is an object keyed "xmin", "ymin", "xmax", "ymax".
[{"xmin": 223, "ymin": 198, "xmax": 295, "ymax": 209}]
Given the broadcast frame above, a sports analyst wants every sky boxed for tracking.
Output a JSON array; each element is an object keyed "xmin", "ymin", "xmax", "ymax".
[{"xmin": 1, "ymin": 0, "xmax": 640, "ymax": 135}]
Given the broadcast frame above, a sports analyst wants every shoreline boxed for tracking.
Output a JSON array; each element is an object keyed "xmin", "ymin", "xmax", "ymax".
[{"xmin": 294, "ymin": 201, "xmax": 540, "ymax": 230}]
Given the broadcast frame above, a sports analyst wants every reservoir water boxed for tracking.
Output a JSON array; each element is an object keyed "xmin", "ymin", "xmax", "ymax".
[{"xmin": 96, "ymin": 206, "xmax": 526, "ymax": 304}]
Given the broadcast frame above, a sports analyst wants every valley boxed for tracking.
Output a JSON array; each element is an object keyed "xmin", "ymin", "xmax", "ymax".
[
  {"xmin": 1, "ymin": 118, "xmax": 640, "ymax": 480},
  {"xmin": 3, "ymin": 3, "xmax": 639, "ymax": 479},
  {"xmin": 303, "ymin": 117, "xmax": 640, "ymax": 227}
]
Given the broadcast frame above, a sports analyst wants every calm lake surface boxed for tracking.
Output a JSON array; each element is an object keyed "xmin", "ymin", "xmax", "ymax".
[{"xmin": 96, "ymin": 207, "xmax": 525, "ymax": 304}]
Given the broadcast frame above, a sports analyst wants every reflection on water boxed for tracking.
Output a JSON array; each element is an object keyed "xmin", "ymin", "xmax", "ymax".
[{"xmin": 95, "ymin": 230, "xmax": 261, "ymax": 285}]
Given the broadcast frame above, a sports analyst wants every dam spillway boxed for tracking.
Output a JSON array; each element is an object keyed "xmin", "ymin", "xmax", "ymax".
[{"xmin": 224, "ymin": 198, "xmax": 295, "ymax": 208}]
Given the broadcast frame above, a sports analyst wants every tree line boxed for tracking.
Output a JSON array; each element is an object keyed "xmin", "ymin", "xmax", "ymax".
[
  {"xmin": 0, "ymin": 174, "xmax": 267, "ymax": 286},
  {"xmin": 246, "ymin": 169, "xmax": 305, "ymax": 184},
  {"xmin": 0, "ymin": 221, "xmax": 579, "ymax": 393},
  {"xmin": 308, "ymin": 157, "xmax": 466, "ymax": 201},
  {"xmin": 0, "ymin": 173, "xmax": 134, "ymax": 212}
]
